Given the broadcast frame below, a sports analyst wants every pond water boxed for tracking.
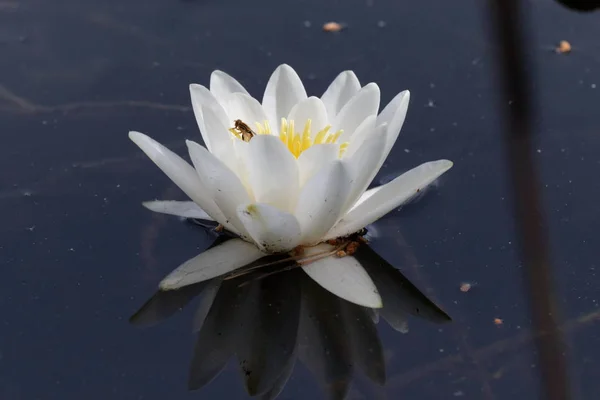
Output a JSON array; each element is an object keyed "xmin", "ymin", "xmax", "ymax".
[{"xmin": 2, "ymin": 0, "xmax": 599, "ymax": 399}]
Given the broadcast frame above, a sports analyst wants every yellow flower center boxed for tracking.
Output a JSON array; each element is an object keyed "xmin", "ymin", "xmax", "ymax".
[{"xmin": 229, "ymin": 118, "xmax": 348, "ymax": 158}]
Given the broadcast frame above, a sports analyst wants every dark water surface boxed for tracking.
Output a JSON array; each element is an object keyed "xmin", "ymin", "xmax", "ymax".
[{"xmin": 2, "ymin": 0, "xmax": 599, "ymax": 399}]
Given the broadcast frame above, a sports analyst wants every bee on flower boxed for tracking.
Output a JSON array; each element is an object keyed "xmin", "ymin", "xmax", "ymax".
[{"xmin": 129, "ymin": 64, "xmax": 453, "ymax": 308}]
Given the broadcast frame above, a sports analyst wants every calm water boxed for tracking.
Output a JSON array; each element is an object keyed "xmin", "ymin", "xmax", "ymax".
[{"xmin": 2, "ymin": 0, "xmax": 599, "ymax": 399}]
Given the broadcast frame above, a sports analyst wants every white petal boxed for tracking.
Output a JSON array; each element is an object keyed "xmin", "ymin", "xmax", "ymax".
[
  {"xmin": 186, "ymin": 140, "xmax": 252, "ymax": 237},
  {"xmin": 301, "ymin": 245, "xmax": 382, "ymax": 308},
  {"xmin": 128, "ymin": 132, "xmax": 226, "ymax": 225},
  {"xmin": 159, "ymin": 239, "xmax": 264, "ymax": 290},
  {"xmin": 325, "ymin": 160, "xmax": 454, "ymax": 239},
  {"xmin": 194, "ymin": 104, "xmax": 238, "ymax": 174},
  {"xmin": 341, "ymin": 124, "xmax": 388, "ymax": 213},
  {"xmin": 334, "ymin": 83, "xmax": 380, "ymax": 142},
  {"xmin": 321, "ymin": 71, "xmax": 361, "ymax": 120},
  {"xmin": 294, "ymin": 160, "xmax": 352, "ymax": 244},
  {"xmin": 224, "ymin": 92, "xmax": 269, "ymax": 126},
  {"xmin": 341, "ymin": 115, "xmax": 376, "ymax": 159},
  {"xmin": 379, "ymin": 91, "xmax": 410, "ymax": 160},
  {"xmin": 262, "ymin": 64, "xmax": 307, "ymax": 130},
  {"xmin": 237, "ymin": 203, "xmax": 301, "ymax": 253},
  {"xmin": 189, "ymin": 84, "xmax": 230, "ymax": 153},
  {"xmin": 243, "ymin": 134, "xmax": 299, "ymax": 212},
  {"xmin": 297, "ymin": 143, "xmax": 338, "ymax": 187},
  {"xmin": 210, "ymin": 70, "xmax": 250, "ymax": 105},
  {"xmin": 142, "ymin": 200, "xmax": 214, "ymax": 220},
  {"xmin": 287, "ymin": 96, "xmax": 329, "ymax": 132}
]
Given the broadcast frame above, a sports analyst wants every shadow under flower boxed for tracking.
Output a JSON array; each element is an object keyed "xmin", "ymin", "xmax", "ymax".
[{"xmin": 130, "ymin": 228, "xmax": 451, "ymax": 400}]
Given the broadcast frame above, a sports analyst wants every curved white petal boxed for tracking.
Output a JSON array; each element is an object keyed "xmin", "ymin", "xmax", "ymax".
[
  {"xmin": 195, "ymin": 104, "xmax": 237, "ymax": 172},
  {"xmin": 128, "ymin": 132, "xmax": 226, "ymax": 225},
  {"xmin": 237, "ymin": 203, "xmax": 302, "ymax": 253},
  {"xmin": 294, "ymin": 160, "xmax": 352, "ymax": 244},
  {"xmin": 341, "ymin": 115, "xmax": 376, "ymax": 159},
  {"xmin": 297, "ymin": 143, "xmax": 338, "ymax": 187},
  {"xmin": 159, "ymin": 239, "xmax": 264, "ymax": 290},
  {"xmin": 325, "ymin": 160, "xmax": 454, "ymax": 239},
  {"xmin": 224, "ymin": 92, "xmax": 269, "ymax": 127},
  {"xmin": 189, "ymin": 84, "xmax": 230, "ymax": 153},
  {"xmin": 287, "ymin": 96, "xmax": 329, "ymax": 132},
  {"xmin": 379, "ymin": 91, "xmax": 410, "ymax": 159},
  {"xmin": 210, "ymin": 70, "xmax": 250, "ymax": 105},
  {"xmin": 243, "ymin": 134, "xmax": 299, "ymax": 212},
  {"xmin": 301, "ymin": 245, "xmax": 382, "ymax": 308},
  {"xmin": 341, "ymin": 124, "xmax": 388, "ymax": 213},
  {"xmin": 321, "ymin": 70, "xmax": 361, "ymax": 120},
  {"xmin": 186, "ymin": 140, "xmax": 252, "ymax": 237},
  {"xmin": 262, "ymin": 64, "xmax": 307, "ymax": 130},
  {"xmin": 334, "ymin": 83, "xmax": 380, "ymax": 143},
  {"xmin": 142, "ymin": 200, "xmax": 214, "ymax": 220}
]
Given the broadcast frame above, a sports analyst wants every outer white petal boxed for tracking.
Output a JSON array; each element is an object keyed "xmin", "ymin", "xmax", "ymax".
[
  {"xmin": 297, "ymin": 143, "xmax": 338, "ymax": 187},
  {"xmin": 262, "ymin": 64, "xmax": 307, "ymax": 130},
  {"xmin": 128, "ymin": 132, "xmax": 227, "ymax": 225},
  {"xmin": 341, "ymin": 115, "xmax": 376, "ymax": 159},
  {"xmin": 237, "ymin": 203, "xmax": 302, "ymax": 253},
  {"xmin": 378, "ymin": 90, "xmax": 410, "ymax": 158},
  {"xmin": 243, "ymin": 134, "xmax": 299, "ymax": 212},
  {"xmin": 210, "ymin": 70, "xmax": 250, "ymax": 105},
  {"xmin": 341, "ymin": 124, "xmax": 388, "ymax": 213},
  {"xmin": 287, "ymin": 96, "xmax": 329, "ymax": 132},
  {"xmin": 301, "ymin": 244, "xmax": 382, "ymax": 308},
  {"xmin": 224, "ymin": 92, "xmax": 269, "ymax": 127},
  {"xmin": 195, "ymin": 104, "xmax": 238, "ymax": 175},
  {"xmin": 159, "ymin": 239, "xmax": 264, "ymax": 290},
  {"xmin": 321, "ymin": 70, "xmax": 361, "ymax": 120},
  {"xmin": 142, "ymin": 200, "xmax": 214, "ymax": 220},
  {"xmin": 186, "ymin": 140, "xmax": 252, "ymax": 237},
  {"xmin": 189, "ymin": 84, "xmax": 230, "ymax": 153},
  {"xmin": 325, "ymin": 160, "xmax": 454, "ymax": 239},
  {"xmin": 334, "ymin": 83, "xmax": 380, "ymax": 143},
  {"xmin": 294, "ymin": 160, "xmax": 352, "ymax": 244}
]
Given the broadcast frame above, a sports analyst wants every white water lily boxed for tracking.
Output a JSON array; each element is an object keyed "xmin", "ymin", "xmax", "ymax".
[{"xmin": 130, "ymin": 64, "xmax": 453, "ymax": 308}]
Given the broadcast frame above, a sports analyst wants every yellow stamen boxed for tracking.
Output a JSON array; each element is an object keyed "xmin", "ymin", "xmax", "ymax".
[{"xmin": 230, "ymin": 118, "xmax": 346, "ymax": 158}]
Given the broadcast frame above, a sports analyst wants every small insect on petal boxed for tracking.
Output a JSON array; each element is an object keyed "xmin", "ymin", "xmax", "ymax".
[{"xmin": 231, "ymin": 119, "xmax": 257, "ymax": 142}]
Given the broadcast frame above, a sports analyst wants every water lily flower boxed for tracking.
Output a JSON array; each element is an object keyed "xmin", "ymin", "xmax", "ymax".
[{"xmin": 129, "ymin": 64, "xmax": 453, "ymax": 309}]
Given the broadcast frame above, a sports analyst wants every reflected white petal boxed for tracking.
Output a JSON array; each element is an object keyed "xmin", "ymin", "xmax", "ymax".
[
  {"xmin": 237, "ymin": 203, "xmax": 302, "ymax": 253},
  {"xmin": 326, "ymin": 160, "xmax": 454, "ymax": 239},
  {"xmin": 301, "ymin": 245, "xmax": 382, "ymax": 308},
  {"xmin": 159, "ymin": 239, "xmax": 264, "ymax": 290},
  {"xmin": 142, "ymin": 200, "xmax": 214, "ymax": 220}
]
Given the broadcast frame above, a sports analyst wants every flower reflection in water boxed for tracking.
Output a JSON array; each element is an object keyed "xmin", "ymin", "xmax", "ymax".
[{"xmin": 130, "ymin": 226, "xmax": 450, "ymax": 399}]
